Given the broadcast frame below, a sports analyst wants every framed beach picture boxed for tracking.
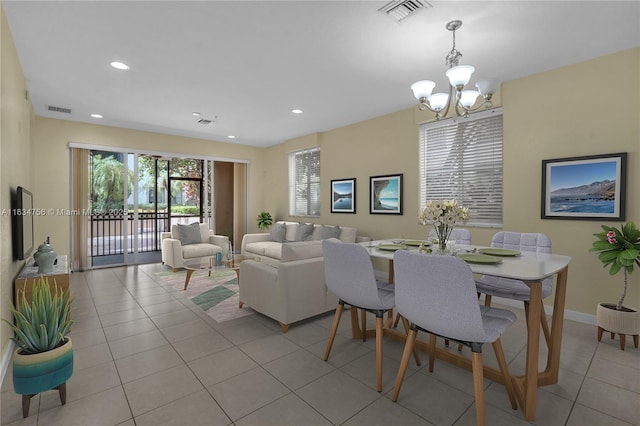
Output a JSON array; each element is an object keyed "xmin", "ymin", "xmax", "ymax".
[
  {"xmin": 370, "ymin": 174, "xmax": 403, "ymax": 215},
  {"xmin": 541, "ymin": 152, "xmax": 627, "ymax": 220},
  {"xmin": 331, "ymin": 178, "xmax": 356, "ymax": 213}
]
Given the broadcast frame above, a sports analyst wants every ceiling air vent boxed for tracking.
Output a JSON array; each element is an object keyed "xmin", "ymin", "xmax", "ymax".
[
  {"xmin": 46, "ymin": 105, "xmax": 72, "ymax": 114},
  {"xmin": 196, "ymin": 118, "xmax": 214, "ymax": 125},
  {"xmin": 378, "ymin": 0, "xmax": 432, "ymax": 22}
]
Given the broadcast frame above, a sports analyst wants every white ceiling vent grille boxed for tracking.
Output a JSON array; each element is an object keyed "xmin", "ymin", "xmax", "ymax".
[
  {"xmin": 47, "ymin": 105, "xmax": 72, "ymax": 114},
  {"xmin": 196, "ymin": 118, "xmax": 214, "ymax": 125},
  {"xmin": 379, "ymin": 0, "xmax": 431, "ymax": 22}
]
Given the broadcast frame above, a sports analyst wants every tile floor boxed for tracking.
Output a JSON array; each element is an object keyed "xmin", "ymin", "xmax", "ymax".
[{"xmin": 1, "ymin": 263, "xmax": 639, "ymax": 425}]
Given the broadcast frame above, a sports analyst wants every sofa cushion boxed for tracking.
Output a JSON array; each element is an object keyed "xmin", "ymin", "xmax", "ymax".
[
  {"xmin": 319, "ymin": 225, "xmax": 341, "ymax": 240},
  {"xmin": 176, "ymin": 222, "xmax": 203, "ymax": 245},
  {"xmin": 285, "ymin": 223, "xmax": 298, "ymax": 242},
  {"xmin": 269, "ymin": 222, "xmax": 286, "ymax": 242},
  {"xmin": 245, "ymin": 241, "xmax": 283, "ymax": 260},
  {"xmin": 339, "ymin": 227, "xmax": 357, "ymax": 243},
  {"xmin": 182, "ymin": 243, "xmax": 218, "ymax": 259},
  {"xmin": 280, "ymin": 240, "xmax": 324, "ymax": 262},
  {"xmin": 294, "ymin": 223, "xmax": 315, "ymax": 241}
]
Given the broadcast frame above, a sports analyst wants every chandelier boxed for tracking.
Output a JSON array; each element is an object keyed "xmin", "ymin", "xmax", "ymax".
[{"xmin": 411, "ymin": 20, "xmax": 498, "ymax": 119}]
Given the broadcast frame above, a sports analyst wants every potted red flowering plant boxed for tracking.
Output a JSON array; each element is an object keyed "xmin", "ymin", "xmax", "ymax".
[{"xmin": 590, "ymin": 221, "xmax": 640, "ymax": 349}]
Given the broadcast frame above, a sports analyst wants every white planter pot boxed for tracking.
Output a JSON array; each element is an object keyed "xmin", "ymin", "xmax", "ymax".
[{"xmin": 596, "ymin": 303, "xmax": 640, "ymax": 336}]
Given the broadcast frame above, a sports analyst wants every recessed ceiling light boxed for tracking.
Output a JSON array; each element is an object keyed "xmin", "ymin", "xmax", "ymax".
[
  {"xmin": 292, "ymin": 109, "xmax": 303, "ymax": 114},
  {"xmin": 227, "ymin": 135, "xmax": 236, "ymax": 139},
  {"xmin": 192, "ymin": 112, "xmax": 201, "ymax": 116},
  {"xmin": 110, "ymin": 61, "xmax": 130, "ymax": 70},
  {"xmin": 90, "ymin": 113, "xmax": 103, "ymax": 119}
]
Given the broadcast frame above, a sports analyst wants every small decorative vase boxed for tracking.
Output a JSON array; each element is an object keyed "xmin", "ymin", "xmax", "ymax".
[{"xmin": 34, "ymin": 238, "xmax": 57, "ymax": 274}]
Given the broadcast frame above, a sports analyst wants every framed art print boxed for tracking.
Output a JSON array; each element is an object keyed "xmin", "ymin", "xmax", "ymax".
[
  {"xmin": 331, "ymin": 178, "xmax": 356, "ymax": 213},
  {"xmin": 541, "ymin": 152, "xmax": 626, "ymax": 220},
  {"xmin": 370, "ymin": 174, "xmax": 403, "ymax": 215}
]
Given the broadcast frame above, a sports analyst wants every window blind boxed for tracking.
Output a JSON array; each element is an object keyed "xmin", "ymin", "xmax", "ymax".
[
  {"xmin": 289, "ymin": 147, "xmax": 321, "ymax": 217},
  {"xmin": 419, "ymin": 109, "xmax": 503, "ymax": 227}
]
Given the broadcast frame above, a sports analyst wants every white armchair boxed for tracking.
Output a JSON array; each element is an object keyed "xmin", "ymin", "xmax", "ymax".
[{"xmin": 161, "ymin": 222, "xmax": 230, "ymax": 271}]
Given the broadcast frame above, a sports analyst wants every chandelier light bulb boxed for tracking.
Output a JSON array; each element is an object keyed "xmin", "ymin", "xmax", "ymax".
[
  {"xmin": 411, "ymin": 80, "xmax": 436, "ymax": 100},
  {"xmin": 446, "ymin": 65, "xmax": 475, "ymax": 88},
  {"xmin": 459, "ymin": 90, "xmax": 480, "ymax": 108}
]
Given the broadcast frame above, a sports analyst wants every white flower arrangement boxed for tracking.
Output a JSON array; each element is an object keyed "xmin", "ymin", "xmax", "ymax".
[{"xmin": 419, "ymin": 199, "xmax": 470, "ymax": 250}]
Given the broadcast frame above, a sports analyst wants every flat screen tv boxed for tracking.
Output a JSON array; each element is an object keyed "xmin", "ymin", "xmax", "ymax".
[{"xmin": 13, "ymin": 186, "xmax": 34, "ymax": 260}]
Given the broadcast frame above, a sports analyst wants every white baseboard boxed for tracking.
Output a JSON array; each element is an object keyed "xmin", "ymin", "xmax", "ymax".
[
  {"xmin": 373, "ymin": 269, "xmax": 597, "ymax": 326},
  {"xmin": 1, "ymin": 341, "xmax": 15, "ymax": 387}
]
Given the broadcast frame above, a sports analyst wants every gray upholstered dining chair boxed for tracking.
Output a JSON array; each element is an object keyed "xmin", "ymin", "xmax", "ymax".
[
  {"xmin": 427, "ymin": 227, "xmax": 472, "ymax": 245},
  {"xmin": 322, "ymin": 238, "xmax": 419, "ymax": 392},
  {"xmin": 475, "ymin": 231, "xmax": 553, "ymax": 346},
  {"xmin": 391, "ymin": 251, "xmax": 518, "ymax": 425}
]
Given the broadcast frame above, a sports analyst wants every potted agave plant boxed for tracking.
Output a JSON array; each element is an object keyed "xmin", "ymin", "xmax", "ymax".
[
  {"xmin": 2, "ymin": 276, "xmax": 74, "ymax": 417},
  {"xmin": 256, "ymin": 211, "xmax": 273, "ymax": 230},
  {"xmin": 590, "ymin": 221, "xmax": 640, "ymax": 350}
]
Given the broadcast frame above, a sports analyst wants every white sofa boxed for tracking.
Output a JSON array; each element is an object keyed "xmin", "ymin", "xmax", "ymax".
[
  {"xmin": 239, "ymin": 221, "xmax": 369, "ymax": 332},
  {"xmin": 161, "ymin": 223, "xmax": 230, "ymax": 271}
]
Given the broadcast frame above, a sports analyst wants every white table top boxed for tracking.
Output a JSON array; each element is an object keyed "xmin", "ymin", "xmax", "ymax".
[{"xmin": 360, "ymin": 240, "xmax": 571, "ymax": 282}]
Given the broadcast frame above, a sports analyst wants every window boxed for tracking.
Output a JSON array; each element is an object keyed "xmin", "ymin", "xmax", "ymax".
[
  {"xmin": 419, "ymin": 108, "xmax": 503, "ymax": 227},
  {"xmin": 289, "ymin": 147, "xmax": 320, "ymax": 216}
]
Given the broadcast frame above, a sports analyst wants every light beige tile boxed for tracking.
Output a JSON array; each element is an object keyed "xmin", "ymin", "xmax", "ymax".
[
  {"xmin": 135, "ymin": 292, "xmax": 178, "ymax": 307},
  {"xmin": 109, "ymin": 329, "xmax": 168, "ymax": 359},
  {"xmin": 207, "ymin": 367, "xmax": 290, "ymax": 421},
  {"xmin": 589, "ymin": 349, "xmax": 640, "ymax": 393},
  {"xmin": 1, "ymin": 390, "xmax": 40, "ymax": 424},
  {"xmin": 342, "ymin": 396, "xmax": 429, "ymax": 426},
  {"xmin": 123, "ymin": 364, "xmax": 204, "ymax": 417},
  {"xmin": 577, "ymin": 377, "xmax": 640, "ymax": 424},
  {"xmin": 66, "ymin": 328, "xmax": 106, "ymax": 350},
  {"xmin": 95, "ymin": 298, "xmax": 140, "ymax": 316},
  {"xmin": 235, "ymin": 393, "xmax": 332, "ymax": 426},
  {"xmin": 216, "ymin": 320, "xmax": 276, "ymax": 345},
  {"xmin": 134, "ymin": 390, "xmax": 231, "ymax": 426},
  {"xmin": 159, "ymin": 318, "xmax": 213, "ymax": 343},
  {"xmin": 115, "ymin": 344, "xmax": 183, "ymax": 383},
  {"xmin": 142, "ymin": 299, "xmax": 187, "ymax": 317},
  {"xmin": 172, "ymin": 330, "xmax": 233, "ymax": 362},
  {"xmin": 188, "ymin": 347, "xmax": 258, "ymax": 386},
  {"xmin": 36, "ymin": 386, "xmax": 131, "ymax": 426},
  {"xmin": 263, "ymin": 349, "xmax": 335, "ymax": 390},
  {"xmin": 149, "ymin": 308, "xmax": 201, "ymax": 329},
  {"xmin": 72, "ymin": 342, "xmax": 113, "ymax": 371},
  {"xmin": 306, "ymin": 333, "xmax": 372, "ymax": 368},
  {"xmin": 103, "ymin": 317, "xmax": 157, "ymax": 342},
  {"xmin": 296, "ymin": 370, "xmax": 381, "ymax": 425},
  {"xmin": 238, "ymin": 334, "xmax": 301, "ymax": 364},
  {"xmin": 282, "ymin": 321, "xmax": 331, "ymax": 347},
  {"xmin": 567, "ymin": 403, "xmax": 635, "ymax": 426},
  {"xmin": 100, "ymin": 307, "xmax": 149, "ymax": 328}
]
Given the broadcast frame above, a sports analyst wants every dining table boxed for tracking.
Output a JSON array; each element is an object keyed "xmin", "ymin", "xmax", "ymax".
[{"xmin": 353, "ymin": 239, "xmax": 571, "ymax": 421}]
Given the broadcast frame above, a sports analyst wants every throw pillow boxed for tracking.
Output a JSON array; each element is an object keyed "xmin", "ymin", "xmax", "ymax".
[
  {"xmin": 294, "ymin": 223, "xmax": 315, "ymax": 241},
  {"xmin": 269, "ymin": 222, "xmax": 286, "ymax": 242},
  {"xmin": 319, "ymin": 225, "xmax": 341, "ymax": 240},
  {"xmin": 177, "ymin": 222, "xmax": 202, "ymax": 245}
]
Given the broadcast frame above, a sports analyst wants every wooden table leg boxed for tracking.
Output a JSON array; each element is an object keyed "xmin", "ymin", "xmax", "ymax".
[{"xmin": 184, "ymin": 270, "xmax": 194, "ymax": 291}]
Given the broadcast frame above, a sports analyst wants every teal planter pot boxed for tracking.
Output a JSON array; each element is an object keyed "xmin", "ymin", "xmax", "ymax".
[{"xmin": 13, "ymin": 337, "xmax": 73, "ymax": 399}]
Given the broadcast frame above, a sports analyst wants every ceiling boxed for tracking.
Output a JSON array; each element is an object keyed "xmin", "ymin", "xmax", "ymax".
[{"xmin": 3, "ymin": 1, "xmax": 639, "ymax": 148}]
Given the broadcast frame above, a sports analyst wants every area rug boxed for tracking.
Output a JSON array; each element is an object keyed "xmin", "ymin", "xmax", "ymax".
[{"xmin": 155, "ymin": 269, "xmax": 255, "ymax": 323}]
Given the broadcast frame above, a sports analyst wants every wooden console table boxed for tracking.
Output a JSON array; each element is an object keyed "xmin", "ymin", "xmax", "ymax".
[{"xmin": 15, "ymin": 255, "xmax": 70, "ymax": 303}]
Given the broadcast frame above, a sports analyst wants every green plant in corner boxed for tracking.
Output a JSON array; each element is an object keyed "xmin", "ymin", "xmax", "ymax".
[
  {"xmin": 590, "ymin": 221, "xmax": 640, "ymax": 310},
  {"xmin": 256, "ymin": 211, "xmax": 273, "ymax": 230},
  {"xmin": 2, "ymin": 276, "xmax": 73, "ymax": 354}
]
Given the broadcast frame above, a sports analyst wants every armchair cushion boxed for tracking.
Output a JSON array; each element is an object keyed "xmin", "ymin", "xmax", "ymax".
[{"xmin": 175, "ymin": 222, "xmax": 203, "ymax": 245}]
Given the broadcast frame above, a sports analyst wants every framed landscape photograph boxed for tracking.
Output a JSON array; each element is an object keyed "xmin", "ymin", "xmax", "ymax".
[
  {"xmin": 370, "ymin": 174, "xmax": 403, "ymax": 215},
  {"xmin": 541, "ymin": 152, "xmax": 627, "ymax": 220},
  {"xmin": 331, "ymin": 178, "xmax": 356, "ymax": 213}
]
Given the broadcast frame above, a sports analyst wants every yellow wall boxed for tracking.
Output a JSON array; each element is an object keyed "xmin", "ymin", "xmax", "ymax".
[
  {"xmin": 264, "ymin": 48, "xmax": 639, "ymax": 317},
  {"xmin": 1, "ymin": 3, "xmax": 33, "ymax": 357},
  {"xmin": 30, "ymin": 117, "xmax": 267, "ymax": 258}
]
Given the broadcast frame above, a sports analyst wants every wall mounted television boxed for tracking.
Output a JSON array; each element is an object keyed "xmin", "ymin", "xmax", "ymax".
[{"xmin": 12, "ymin": 186, "xmax": 34, "ymax": 260}]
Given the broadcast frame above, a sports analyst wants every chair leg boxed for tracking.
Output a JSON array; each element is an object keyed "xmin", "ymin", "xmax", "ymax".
[
  {"xmin": 361, "ymin": 309, "xmax": 367, "ymax": 342},
  {"xmin": 428, "ymin": 334, "xmax": 437, "ymax": 372},
  {"xmin": 392, "ymin": 328, "xmax": 417, "ymax": 401},
  {"xmin": 492, "ymin": 339, "xmax": 517, "ymax": 410},
  {"xmin": 393, "ymin": 312, "xmax": 401, "ymax": 328},
  {"xmin": 400, "ymin": 316, "xmax": 421, "ymax": 366},
  {"xmin": 324, "ymin": 303, "xmax": 343, "ymax": 361},
  {"xmin": 376, "ymin": 316, "xmax": 383, "ymax": 392},
  {"xmin": 471, "ymin": 352, "xmax": 486, "ymax": 426},
  {"xmin": 484, "ymin": 294, "xmax": 492, "ymax": 307}
]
